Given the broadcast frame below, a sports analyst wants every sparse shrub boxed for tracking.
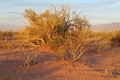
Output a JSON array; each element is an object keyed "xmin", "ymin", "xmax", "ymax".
[
  {"xmin": 96, "ymin": 34, "xmax": 110, "ymax": 53},
  {"xmin": 23, "ymin": 6, "xmax": 89, "ymax": 47},
  {"xmin": 89, "ymin": 31, "xmax": 111, "ymax": 53},
  {"xmin": 96, "ymin": 39, "xmax": 109, "ymax": 53},
  {"xmin": 17, "ymin": 49, "xmax": 38, "ymax": 68},
  {"xmin": 0, "ymin": 31, "xmax": 17, "ymax": 39},
  {"xmin": 50, "ymin": 28, "xmax": 91, "ymax": 62},
  {"xmin": 110, "ymin": 31, "xmax": 120, "ymax": 45},
  {"xmin": 0, "ymin": 39, "xmax": 15, "ymax": 49},
  {"xmin": 0, "ymin": 31, "xmax": 18, "ymax": 49},
  {"xmin": 63, "ymin": 28, "xmax": 91, "ymax": 62},
  {"xmin": 21, "ymin": 6, "xmax": 90, "ymax": 63}
]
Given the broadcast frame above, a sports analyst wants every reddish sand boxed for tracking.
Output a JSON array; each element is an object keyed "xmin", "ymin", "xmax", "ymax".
[{"xmin": 0, "ymin": 47, "xmax": 120, "ymax": 80}]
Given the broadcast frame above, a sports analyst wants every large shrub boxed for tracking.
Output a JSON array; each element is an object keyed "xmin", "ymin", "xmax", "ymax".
[
  {"xmin": 22, "ymin": 6, "xmax": 90, "ymax": 62},
  {"xmin": 23, "ymin": 6, "xmax": 89, "ymax": 46}
]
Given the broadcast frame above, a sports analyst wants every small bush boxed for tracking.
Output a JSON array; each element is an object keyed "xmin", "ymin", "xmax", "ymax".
[
  {"xmin": 0, "ymin": 40, "xmax": 15, "ymax": 49},
  {"xmin": 110, "ymin": 31, "xmax": 120, "ymax": 44},
  {"xmin": 95, "ymin": 39, "xmax": 109, "ymax": 53},
  {"xmin": 17, "ymin": 49, "xmax": 38, "ymax": 67}
]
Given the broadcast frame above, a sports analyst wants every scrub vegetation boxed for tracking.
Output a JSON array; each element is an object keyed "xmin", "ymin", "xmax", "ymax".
[{"xmin": 0, "ymin": 6, "xmax": 120, "ymax": 80}]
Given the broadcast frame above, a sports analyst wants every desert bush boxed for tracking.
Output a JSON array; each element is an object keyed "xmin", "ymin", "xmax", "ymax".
[
  {"xmin": 21, "ymin": 6, "xmax": 90, "ymax": 63},
  {"xmin": 23, "ymin": 6, "xmax": 89, "ymax": 47},
  {"xmin": 96, "ymin": 32, "xmax": 110, "ymax": 52},
  {"xmin": 110, "ymin": 31, "xmax": 120, "ymax": 45},
  {"xmin": 0, "ymin": 31, "xmax": 17, "ymax": 39},
  {"xmin": 0, "ymin": 41, "xmax": 15, "ymax": 49},
  {"xmin": 50, "ymin": 28, "xmax": 91, "ymax": 62},
  {"xmin": 63, "ymin": 28, "xmax": 91, "ymax": 62},
  {"xmin": 88, "ymin": 31, "xmax": 111, "ymax": 53},
  {"xmin": 0, "ymin": 31, "xmax": 20, "ymax": 49},
  {"xmin": 19, "ymin": 29, "xmax": 40, "ymax": 48},
  {"xmin": 95, "ymin": 39, "xmax": 109, "ymax": 53},
  {"xmin": 18, "ymin": 49, "xmax": 38, "ymax": 67},
  {"xmin": 89, "ymin": 31, "xmax": 120, "ymax": 53}
]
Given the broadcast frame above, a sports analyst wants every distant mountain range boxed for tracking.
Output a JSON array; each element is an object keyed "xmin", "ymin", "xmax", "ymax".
[{"xmin": 91, "ymin": 22, "xmax": 120, "ymax": 32}]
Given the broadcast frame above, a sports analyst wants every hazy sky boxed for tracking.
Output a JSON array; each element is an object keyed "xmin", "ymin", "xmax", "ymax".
[{"xmin": 0, "ymin": 0, "xmax": 120, "ymax": 31}]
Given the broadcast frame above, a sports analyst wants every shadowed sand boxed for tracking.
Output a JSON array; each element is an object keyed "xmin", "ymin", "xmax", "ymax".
[{"xmin": 0, "ymin": 47, "xmax": 120, "ymax": 80}]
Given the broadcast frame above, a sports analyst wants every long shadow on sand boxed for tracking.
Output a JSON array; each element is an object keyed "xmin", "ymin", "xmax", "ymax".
[{"xmin": 0, "ymin": 50, "xmax": 62, "ymax": 80}]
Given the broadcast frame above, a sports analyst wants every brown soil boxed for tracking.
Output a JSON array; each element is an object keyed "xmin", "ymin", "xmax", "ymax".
[{"xmin": 0, "ymin": 47, "xmax": 120, "ymax": 80}]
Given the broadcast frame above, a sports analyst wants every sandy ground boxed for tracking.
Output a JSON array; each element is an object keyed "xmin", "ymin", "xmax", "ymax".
[{"xmin": 0, "ymin": 47, "xmax": 120, "ymax": 80}]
